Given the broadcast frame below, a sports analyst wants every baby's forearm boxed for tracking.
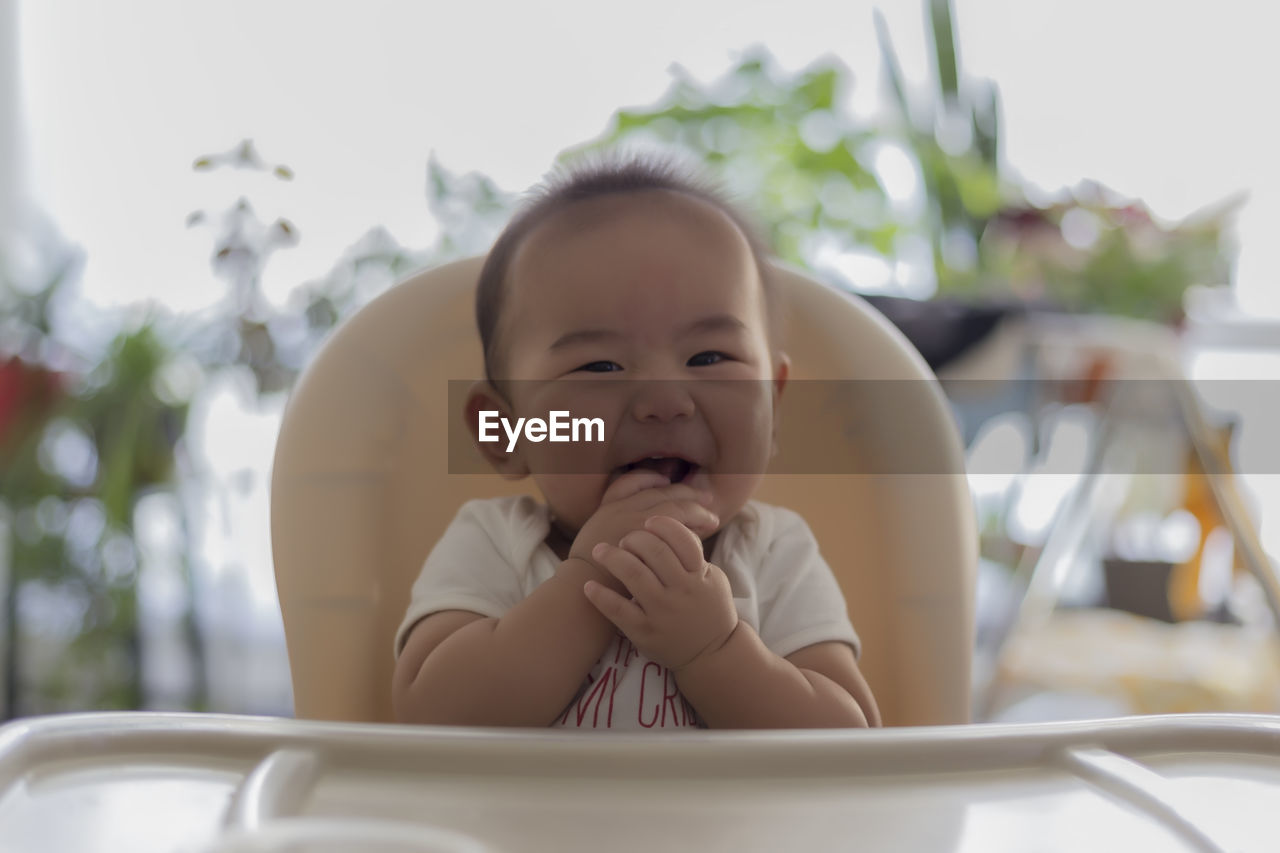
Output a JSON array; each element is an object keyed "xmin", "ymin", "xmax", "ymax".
[
  {"xmin": 396, "ymin": 558, "xmax": 619, "ymax": 726},
  {"xmin": 673, "ymin": 623, "xmax": 869, "ymax": 729}
]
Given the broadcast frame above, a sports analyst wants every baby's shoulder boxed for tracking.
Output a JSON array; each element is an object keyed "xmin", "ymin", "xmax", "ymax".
[
  {"xmin": 449, "ymin": 495, "xmax": 550, "ymax": 543},
  {"xmin": 732, "ymin": 500, "xmax": 815, "ymax": 545},
  {"xmin": 455, "ymin": 494, "xmax": 544, "ymax": 523},
  {"xmin": 719, "ymin": 501, "xmax": 819, "ymax": 576}
]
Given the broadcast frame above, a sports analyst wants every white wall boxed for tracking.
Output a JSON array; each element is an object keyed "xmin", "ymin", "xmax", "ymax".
[{"xmin": 0, "ymin": 0, "xmax": 23, "ymax": 239}]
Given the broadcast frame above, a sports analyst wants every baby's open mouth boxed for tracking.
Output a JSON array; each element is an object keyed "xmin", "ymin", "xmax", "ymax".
[{"xmin": 614, "ymin": 456, "xmax": 699, "ymax": 485}]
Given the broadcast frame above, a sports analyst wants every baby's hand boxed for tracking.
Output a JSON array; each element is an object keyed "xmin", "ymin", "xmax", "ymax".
[
  {"xmin": 569, "ymin": 469, "xmax": 719, "ymax": 572},
  {"xmin": 582, "ymin": 514, "xmax": 738, "ymax": 671}
]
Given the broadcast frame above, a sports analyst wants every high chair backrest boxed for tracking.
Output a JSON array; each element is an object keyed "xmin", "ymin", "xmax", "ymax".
[{"xmin": 271, "ymin": 256, "xmax": 976, "ymax": 727}]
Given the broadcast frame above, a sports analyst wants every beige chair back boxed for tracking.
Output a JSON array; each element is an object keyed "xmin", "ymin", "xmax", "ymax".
[{"xmin": 271, "ymin": 256, "xmax": 977, "ymax": 726}]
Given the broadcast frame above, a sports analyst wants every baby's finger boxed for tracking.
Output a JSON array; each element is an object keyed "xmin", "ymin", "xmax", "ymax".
[
  {"xmin": 591, "ymin": 542, "xmax": 664, "ymax": 603},
  {"xmin": 643, "ymin": 515, "xmax": 707, "ymax": 574},
  {"xmin": 617, "ymin": 529, "xmax": 686, "ymax": 589},
  {"xmin": 658, "ymin": 482, "xmax": 715, "ymax": 506},
  {"xmin": 601, "ymin": 468, "xmax": 673, "ymax": 504},
  {"xmin": 583, "ymin": 579, "xmax": 644, "ymax": 635},
  {"xmin": 657, "ymin": 500, "xmax": 719, "ymax": 536},
  {"xmin": 623, "ymin": 481, "xmax": 713, "ymax": 514}
]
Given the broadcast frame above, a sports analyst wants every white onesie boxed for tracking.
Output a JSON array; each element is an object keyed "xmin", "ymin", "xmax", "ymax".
[{"xmin": 395, "ymin": 496, "xmax": 860, "ymax": 730}]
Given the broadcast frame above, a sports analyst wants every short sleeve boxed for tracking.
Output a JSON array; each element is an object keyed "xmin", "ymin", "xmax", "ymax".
[
  {"xmin": 755, "ymin": 506, "xmax": 862, "ymax": 660},
  {"xmin": 392, "ymin": 499, "xmax": 529, "ymax": 658}
]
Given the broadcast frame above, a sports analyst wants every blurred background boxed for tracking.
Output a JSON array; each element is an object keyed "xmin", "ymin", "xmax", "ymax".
[{"xmin": 2, "ymin": 0, "xmax": 1278, "ymax": 722}]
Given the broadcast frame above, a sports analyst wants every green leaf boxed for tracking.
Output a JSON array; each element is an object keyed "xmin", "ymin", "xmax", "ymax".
[
  {"xmin": 867, "ymin": 223, "xmax": 901, "ymax": 256},
  {"xmin": 929, "ymin": 0, "xmax": 960, "ymax": 100},
  {"xmin": 873, "ymin": 10, "xmax": 913, "ymax": 128},
  {"xmin": 972, "ymin": 82, "xmax": 1000, "ymax": 167},
  {"xmin": 796, "ymin": 67, "xmax": 838, "ymax": 111}
]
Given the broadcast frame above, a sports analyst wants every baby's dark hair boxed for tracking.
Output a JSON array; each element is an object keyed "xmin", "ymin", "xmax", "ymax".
[{"xmin": 475, "ymin": 153, "xmax": 781, "ymax": 388}]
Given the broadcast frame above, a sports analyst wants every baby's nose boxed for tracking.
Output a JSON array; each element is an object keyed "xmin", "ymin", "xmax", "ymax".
[{"xmin": 629, "ymin": 380, "xmax": 695, "ymax": 422}]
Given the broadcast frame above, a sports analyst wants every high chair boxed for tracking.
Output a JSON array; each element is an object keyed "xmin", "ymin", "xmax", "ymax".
[
  {"xmin": 1, "ymin": 259, "xmax": 1277, "ymax": 852},
  {"xmin": 269, "ymin": 255, "xmax": 978, "ymax": 727}
]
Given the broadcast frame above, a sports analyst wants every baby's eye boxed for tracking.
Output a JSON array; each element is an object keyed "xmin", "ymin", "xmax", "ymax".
[
  {"xmin": 575, "ymin": 361, "xmax": 622, "ymax": 373},
  {"xmin": 688, "ymin": 351, "xmax": 727, "ymax": 367}
]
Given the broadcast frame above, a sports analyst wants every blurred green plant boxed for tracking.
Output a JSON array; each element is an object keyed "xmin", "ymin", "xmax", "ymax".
[
  {"xmin": 0, "ymin": 138, "xmax": 496, "ymax": 717},
  {"xmin": 872, "ymin": 0, "xmax": 1002, "ymax": 295},
  {"xmin": 562, "ymin": 0, "xmax": 1235, "ymax": 322},
  {"xmin": 871, "ymin": 0, "xmax": 1235, "ymax": 318},
  {"xmin": 183, "ymin": 144, "xmax": 508, "ymax": 388},
  {"xmin": 1, "ymin": 221, "xmax": 205, "ymax": 715},
  {"xmin": 980, "ymin": 187, "xmax": 1237, "ymax": 322},
  {"xmin": 568, "ymin": 48, "xmax": 898, "ymax": 265}
]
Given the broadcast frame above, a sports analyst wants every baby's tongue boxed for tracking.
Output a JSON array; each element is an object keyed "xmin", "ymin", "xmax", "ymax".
[{"xmin": 632, "ymin": 457, "xmax": 683, "ymax": 483}]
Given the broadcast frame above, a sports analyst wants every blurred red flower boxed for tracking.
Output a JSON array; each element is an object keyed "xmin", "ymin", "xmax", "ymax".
[{"xmin": 0, "ymin": 357, "xmax": 63, "ymax": 456}]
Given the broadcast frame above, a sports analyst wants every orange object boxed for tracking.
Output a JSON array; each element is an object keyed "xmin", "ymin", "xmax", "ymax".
[{"xmin": 1169, "ymin": 423, "xmax": 1236, "ymax": 621}]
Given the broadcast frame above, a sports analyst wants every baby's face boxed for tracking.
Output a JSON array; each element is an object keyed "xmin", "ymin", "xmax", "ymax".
[{"xmin": 489, "ymin": 189, "xmax": 787, "ymax": 539}]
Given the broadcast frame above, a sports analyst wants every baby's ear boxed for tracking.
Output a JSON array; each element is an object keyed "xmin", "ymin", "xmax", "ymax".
[
  {"xmin": 772, "ymin": 352, "xmax": 790, "ymax": 399},
  {"xmin": 464, "ymin": 381, "xmax": 529, "ymax": 480}
]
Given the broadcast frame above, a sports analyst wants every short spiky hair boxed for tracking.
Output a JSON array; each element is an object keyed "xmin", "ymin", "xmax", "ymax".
[{"xmin": 475, "ymin": 153, "xmax": 781, "ymax": 387}]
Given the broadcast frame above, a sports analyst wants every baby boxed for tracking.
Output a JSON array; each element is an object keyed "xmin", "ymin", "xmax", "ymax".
[{"xmin": 392, "ymin": 155, "xmax": 880, "ymax": 729}]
